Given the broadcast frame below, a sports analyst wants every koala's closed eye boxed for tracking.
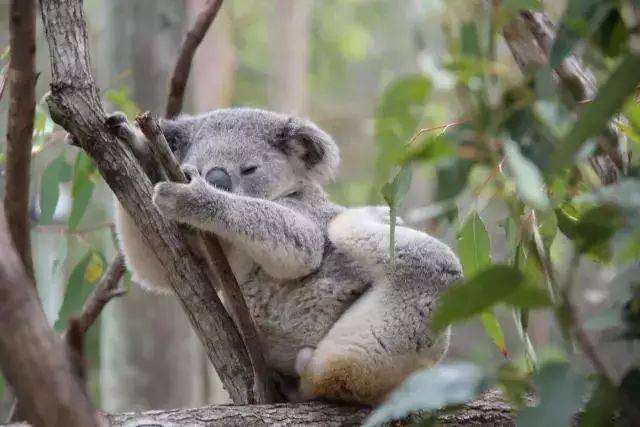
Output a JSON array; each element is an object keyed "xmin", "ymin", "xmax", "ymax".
[{"xmin": 241, "ymin": 165, "xmax": 258, "ymax": 175}]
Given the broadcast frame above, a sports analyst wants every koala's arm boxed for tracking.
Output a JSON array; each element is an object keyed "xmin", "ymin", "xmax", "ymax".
[{"xmin": 153, "ymin": 168, "xmax": 324, "ymax": 280}]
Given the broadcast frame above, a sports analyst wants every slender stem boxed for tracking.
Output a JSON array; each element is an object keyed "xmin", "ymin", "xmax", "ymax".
[{"xmin": 165, "ymin": 0, "xmax": 224, "ymax": 117}]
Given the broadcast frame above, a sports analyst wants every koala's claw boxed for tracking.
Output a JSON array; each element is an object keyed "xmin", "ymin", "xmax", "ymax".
[
  {"xmin": 105, "ymin": 111, "xmax": 139, "ymax": 146},
  {"xmin": 105, "ymin": 111, "xmax": 127, "ymax": 129},
  {"xmin": 181, "ymin": 164, "xmax": 200, "ymax": 182}
]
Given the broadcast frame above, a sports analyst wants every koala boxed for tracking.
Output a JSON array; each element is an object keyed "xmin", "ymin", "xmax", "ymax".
[{"xmin": 110, "ymin": 108, "xmax": 462, "ymax": 405}]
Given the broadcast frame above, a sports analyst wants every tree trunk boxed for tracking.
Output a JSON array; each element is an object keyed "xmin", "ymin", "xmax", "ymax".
[
  {"xmin": 0, "ymin": 209, "xmax": 97, "ymax": 427},
  {"xmin": 99, "ymin": 0, "xmax": 209, "ymax": 412}
]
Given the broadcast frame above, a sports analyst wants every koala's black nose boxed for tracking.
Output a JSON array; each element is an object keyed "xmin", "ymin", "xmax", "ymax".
[{"xmin": 205, "ymin": 167, "xmax": 232, "ymax": 192}]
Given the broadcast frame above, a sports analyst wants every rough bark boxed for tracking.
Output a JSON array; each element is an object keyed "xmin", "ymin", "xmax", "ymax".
[
  {"xmin": 99, "ymin": 0, "xmax": 211, "ymax": 412},
  {"xmin": 39, "ymin": 0, "xmax": 257, "ymax": 404},
  {"xmin": 104, "ymin": 390, "xmax": 515, "ymax": 426},
  {"xmin": 502, "ymin": 10, "xmax": 627, "ymax": 184},
  {"xmin": 166, "ymin": 0, "xmax": 224, "ymax": 118},
  {"xmin": 136, "ymin": 112, "xmax": 278, "ymax": 403},
  {"xmin": 0, "ymin": 210, "xmax": 97, "ymax": 427},
  {"xmin": 3, "ymin": 0, "xmax": 36, "ymax": 280}
]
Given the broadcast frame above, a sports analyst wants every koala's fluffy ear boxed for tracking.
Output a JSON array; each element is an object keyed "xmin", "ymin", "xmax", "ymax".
[
  {"xmin": 275, "ymin": 117, "xmax": 340, "ymax": 181},
  {"xmin": 159, "ymin": 118, "xmax": 191, "ymax": 159}
]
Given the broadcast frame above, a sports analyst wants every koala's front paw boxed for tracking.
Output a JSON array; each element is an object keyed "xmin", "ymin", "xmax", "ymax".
[
  {"xmin": 152, "ymin": 181, "xmax": 184, "ymax": 221},
  {"xmin": 152, "ymin": 165, "xmax": 209, "ymax": 221}
]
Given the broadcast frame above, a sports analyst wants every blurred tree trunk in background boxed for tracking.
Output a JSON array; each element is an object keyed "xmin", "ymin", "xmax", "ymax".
[
  {"xmin": 99, "ymin": 0, "xmax": 208, "ymax": 412},
  {"xmin": 188, "ymin": 0, "xmax": 235, "ymax": 404},
  {"xmin": 268, "ymin": 0, "xmax": 312, "ymax": 114}
]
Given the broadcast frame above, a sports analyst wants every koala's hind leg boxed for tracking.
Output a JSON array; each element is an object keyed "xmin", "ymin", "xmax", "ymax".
[
  {"xmin": 298, "ymin": 283, "xmax": 451, "ymax": 405},
  {"xmin": 297, "ymin": 207, "xmax": 461, "ymax": 405}
]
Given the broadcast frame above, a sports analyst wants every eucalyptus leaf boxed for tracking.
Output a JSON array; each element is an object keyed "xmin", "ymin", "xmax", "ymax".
[
  {"xmin": 54, "ymin": 252, "xmax": 106, "ymax": 332},
  {"xmin": 39, "ymin": 156, "xmax": 72, "ymax": 224},
  {"xmin": 432, "ymin": 265, "xmax": 551, "ymax": 332},
  {"xmin": 457, "ymin": 211, "xmax": 491, "ymax": 277},
  {"xmin": 374, "ymin": 75, "xmax": 431, "ymax": 185},
  {"xmin": 517, "ymin": 362, "xmax": 587, "ymax": 427},
  {"xmin": 504, "ymin": 140, "xmax": 551, "ymax": 211},
  {"xmin": 382, "ymin": 165, "xmax": 412, "ymax": 261},
  {"xmin": 363, "ymin": 362, "xmax": 486, "ymax": 427},
  {"xmin": 69, "ymin": 152, "xmax": 98, "ymax": 230}
]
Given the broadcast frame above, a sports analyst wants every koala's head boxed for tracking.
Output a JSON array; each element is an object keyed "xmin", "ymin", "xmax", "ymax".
[{"xmin": 159, "ymin": 108, "xmax": 339, "ymax": 199}]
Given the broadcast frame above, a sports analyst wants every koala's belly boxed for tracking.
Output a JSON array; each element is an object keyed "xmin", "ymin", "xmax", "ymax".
[{"xmin": 241, "ymin": 248, "xmax": 371, "ymax": 376}]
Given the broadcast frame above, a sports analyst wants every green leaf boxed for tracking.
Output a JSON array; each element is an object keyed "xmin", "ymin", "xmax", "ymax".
[
  {"xmin": 457, "ymin": 214, "xmax": 508, "ymax": 356},
  {"xmin": 401, "ymin": 134, "xmax": 456, "ymax": 164},
  {"xmin": 461, "ymin": 22, "xmax": 480, "ymax": 57},
  {"xmin": 594, "ymin": 8, "xmax": 629, "ymax": 58},
  {"xmin": 580, "ymin": 379, "xmax": 619, "ymax": 427},
  {"xmin": 374, "ymin": 75, "xmax": 431, "ymax": 184},
  {"xmin": 363, "ymin": 362, "xmax": 486, "ymax": 427},
  {"xmin": 381, "ymin": 165, "xmax": 413, "ymax": 209},
  {"xmin": 432, "ymin": 265, "xmax": 551, "ymax": 332},
  {"xmin": 382, "ymin": 165, "xmax": 412, "ymax": 261},
  {"xmin": 555, "ymin": 53, "xmax": 640, "ymax": 171},
  {"xmin": 517, "ymin": 362, "xmax": 587, "ymax": 427},
  {"xmin": 504, "ymin": 140, "xmax": 551, "ymax": 211},
  {"xmin": 556, "ymin": 205, "xmax": 624, "ymax": 261},
  {"xmin": 480, "ymin": 311, "xmax": 508, "ymax": 358},
  {"xmin": 39, "ymin": 156, "xmax": 72, "ymax": 224},
  {"xmin": 54, "ymin": 252, "xmax": 106, "ymax": 331},
  {"xmin": 457, "ymin": 211, "xmax": 491, "ymax": 277},
  {"xmin": 436, "ymin": 158, "xmax": 473, "ymax": 203},
  {"xmin": 68, "ymin": 152, "xmax": 98, "ymax": 230},
  {"xmin": 497, "ymin": 363, "xmax": 531, "ymax": 406}
]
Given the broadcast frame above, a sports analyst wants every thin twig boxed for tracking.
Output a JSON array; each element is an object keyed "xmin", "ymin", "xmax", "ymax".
[
  {"xmin": 407, "ymin": 120, "xmax": 466, "ymax": 145},
  {"xmin": 165, "ymin": 0, "xmax": 224, "ymax": 117},
  {"xmin": 3, "ymin": 0, "xmax": 37, "ymax": 281},
  {"xmin": 136, "ymin": 112, "xmax": 278, "ymax": 403},
  {"xmin": 64, "ymin": 254, "xmax": 127, "ymax": 380}
]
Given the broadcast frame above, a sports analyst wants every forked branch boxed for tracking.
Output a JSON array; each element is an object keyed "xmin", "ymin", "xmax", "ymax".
[{"xmin": 39, "ymin": 0, "xmax": 258, "ymax": 404}]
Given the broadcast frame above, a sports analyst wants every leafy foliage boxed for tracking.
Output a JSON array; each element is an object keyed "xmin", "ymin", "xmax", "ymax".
[
  {"xmin": 372, "ymin": 0, "xmax": 640, "ymax": 423},
  {"xmin": 363, "ymin": 362, "xmax": 486, "ymax": 427}
]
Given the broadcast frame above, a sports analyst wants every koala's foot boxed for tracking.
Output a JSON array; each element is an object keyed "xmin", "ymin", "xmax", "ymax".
[{"xmin": 298, "ymin": 349, "xmax": 393, "ymax": 406}]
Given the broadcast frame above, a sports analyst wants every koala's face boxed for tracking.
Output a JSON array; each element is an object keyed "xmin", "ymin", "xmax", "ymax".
[{"xmin": 160, "ymin": 108, "xmax": 339, "ymax": 200}]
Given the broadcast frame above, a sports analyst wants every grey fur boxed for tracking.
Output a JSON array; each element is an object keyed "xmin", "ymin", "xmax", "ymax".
[{"xmin": 112, "ymin": 108, "xmax": 462, "ymax": 404}]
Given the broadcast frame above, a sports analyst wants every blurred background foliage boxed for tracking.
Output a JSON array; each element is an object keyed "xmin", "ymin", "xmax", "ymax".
[{"xmin": 0, "ymin": 0, "xmax": 639, "ymax": 424}]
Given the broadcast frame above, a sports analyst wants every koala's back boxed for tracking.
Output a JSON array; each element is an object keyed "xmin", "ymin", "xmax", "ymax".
[{"xmin": 242, "ymin": 242, "xmax": 372, "ymax": 376}]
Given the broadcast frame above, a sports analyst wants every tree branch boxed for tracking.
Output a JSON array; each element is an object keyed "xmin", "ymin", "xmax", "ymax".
[
  {"xmin": 63, "ymin": 253, "xmax": 126, "ymax": 380},
  {"xmin": 166, "ymin": 0, "xmax": 224, "ymax": 118},
  {"xmin": 39, "ymin": 0, "xmax": 258, "ymax": 404},
  {"xmin": 3, "ymin": 0, "xmax": 37, "ymax": 280},
  {"xmin": 136, "ymin": 112, "xmax": 278, "ymax": 403},
  {"xmin": 502, "ymin": 10, "xmax": 627, "ymax": 184},
  {"xmin": 103, "ymin": 390, "xmax": 516, "ymax": 426},
  {"xmin": 0, "ymin": 209, "xmax": 97, "ymax": 427}
]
